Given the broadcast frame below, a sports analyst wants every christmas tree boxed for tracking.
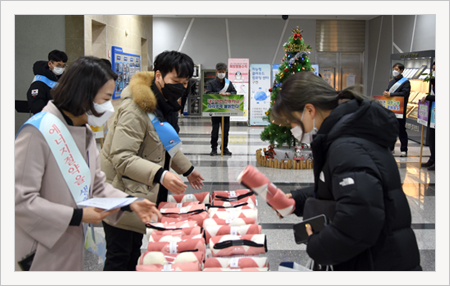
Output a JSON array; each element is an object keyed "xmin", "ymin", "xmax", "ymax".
[{"xmin": 260, "ymin": 27, "xmax": 313, "ymax": 147}]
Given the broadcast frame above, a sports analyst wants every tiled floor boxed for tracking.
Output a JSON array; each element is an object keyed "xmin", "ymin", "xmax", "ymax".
[{"xmin": 85, "ymin": 115, "xmax": 435, "ymax": 271}]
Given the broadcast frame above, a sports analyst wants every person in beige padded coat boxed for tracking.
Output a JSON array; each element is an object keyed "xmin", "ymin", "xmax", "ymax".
[
  {"xmin": 15, "ymin": 56, "xmax": 161, "ymax": 271},
  {"xmin": 100, "ymin": 51, "xmax": 205, "ymax": 271}
]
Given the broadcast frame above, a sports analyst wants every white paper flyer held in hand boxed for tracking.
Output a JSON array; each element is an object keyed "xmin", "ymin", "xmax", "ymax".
[{"xmin": 77, "ymin": 197, "xmax": 138, "ymax": 212}]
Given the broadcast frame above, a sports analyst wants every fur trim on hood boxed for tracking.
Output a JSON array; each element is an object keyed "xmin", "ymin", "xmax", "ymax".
[{"xmin": 128, "ymin": 71, "xmax": 157, "ymax": 113}]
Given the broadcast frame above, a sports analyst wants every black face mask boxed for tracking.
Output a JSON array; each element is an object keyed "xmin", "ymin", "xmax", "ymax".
[{"xmin": 161, "ymin": 81, "xmax": 186, "ymax": 102}]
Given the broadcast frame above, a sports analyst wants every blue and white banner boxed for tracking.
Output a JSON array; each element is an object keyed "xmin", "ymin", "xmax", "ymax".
[
  {"xmin": 249, "ymin": 64, "xmax": 271, "ymax": 126},
  {"xmin": 148, "ymin": 113, "xmax": 181, "ymax": 157},
  {"xmin": 16, "ymin": 112, "xmax": 91, "ymax": 204}
]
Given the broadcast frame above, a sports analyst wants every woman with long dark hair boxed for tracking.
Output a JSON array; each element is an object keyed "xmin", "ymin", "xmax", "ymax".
[{"xmin": 271, "ymin": 72, "xmax": 421, "ymax": 271}]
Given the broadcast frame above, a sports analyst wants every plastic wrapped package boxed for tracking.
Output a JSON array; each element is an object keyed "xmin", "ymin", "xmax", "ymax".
[
  {"xmin": 210, "ymin": 198, "xmax": 256, "ymax": 208},
  {"xmin": 161, "ymin": 211, "xmax": 208, "ymax": 227},
  {"xmin": 204, "ymin": 224, "xmax": 261, "ymax": 242},
  {"xmin": 136, "ymin": 261, "xmax": 201, "ymax": 271},
  {"xmin": 146, "ymin": 238, "xmax": 206, "ymax": 254},
  {"xmin": 209, "ymin": 234, "xmax": 267, "ymax": 257},
  {"xmin": 147, "ymin": 226, "xmax": 203, "ymax": 241},
  {"xmin": 146, "ymin": 221, "xmax": 198, "ymax": 238},
  {"xmin": 238, "ymin": 165, "xmax": 295, "ymax": 217},
  {"xmin": 202, "ymin": 267, "xmax": 268, "ymax": 271},
  {"xmin": 203, "ymin": 218, "xmax": 256, "ymax": 228},
  {"xmin": 204, "ymin": 256, "xmax": 269, "ymax": 269},
  {"xmin": 158, "ymin": 201, "xmax": 200, "ymax": 209},
  {"xmin": 208, "ymin": 208, "xmax": 258, "ymax": 223},
  {"xmin": 159, "ymin": 204, "xmax": 207, "ymax": 215},
  {"xmin": 167, "ymin": 192, "xmax": 211, "ymax": 204},
  {"xmin": 149, "ymin": 233, "xmax": 204, "ymax": 243},
  {"xmin": 137, "ymin": 251, "xmax": 204, "ymax": 265},
  {"xmin": 208, "ymin": 205, "xmax": 255, "ymax": 212},
  {"xmin": 212, "ymin": 190, "xmax": 256, "ymax": 205}
]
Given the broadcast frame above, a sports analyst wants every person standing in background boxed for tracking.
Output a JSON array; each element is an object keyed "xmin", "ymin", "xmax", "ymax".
[
  {"xmin": 383, "ymin": 63, "xmax": 411, "ymax": 157},
  {"xmin": 421, "ymin": 61, "xmax": 435, "ymax": 171},
  {"xmin": 27, "ymin": 50, "xmax": 68, "ymax": 114},
  {"xmin": 206, "ymin": 62, "xmax": 236, "ymax": 156}
]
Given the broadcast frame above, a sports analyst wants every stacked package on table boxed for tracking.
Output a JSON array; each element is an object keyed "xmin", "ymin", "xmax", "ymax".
[
  {"xmin": 136, "ymin": 192, "xmax": 211, "ymax": 271},
  {"xmin": 203, "ymin": 189, "xmax": 269, "ymax": 271}
]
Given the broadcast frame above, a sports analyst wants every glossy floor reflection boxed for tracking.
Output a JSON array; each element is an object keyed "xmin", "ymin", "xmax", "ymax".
[{"xmin": 86, "ymin": 116, "xmax": 435, "ymax": 271}]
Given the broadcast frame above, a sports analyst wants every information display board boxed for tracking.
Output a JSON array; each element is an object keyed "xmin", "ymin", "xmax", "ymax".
[
  {"xmin": 202, "ymin": 94, "xmax": 244, "ymax": 117},
  {"xmin": 373, "ymin": 96, "xmax": 405, "ymax": 118},
  {"xmin": 228, "ymin": 58, "xmax": 249, "ymax": 122},
  {"xmin": 417, "ymin": 100, "xmax": 430, "ymax": 126},
  {"xmin": 111, "ymin": 46, "xmax": 141, "ymax": 99},
  {"xmin": 249, "ymin": 64, "xmax": 271, "ymax": 126},
  {"xmin": 430, "ymin": 102, "xmax": 435, "ymax": 128}
]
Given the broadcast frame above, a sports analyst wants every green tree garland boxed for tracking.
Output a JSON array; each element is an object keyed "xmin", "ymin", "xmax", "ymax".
[{"xmin": 260, "ymin": 27, "xmax": 314, "ymax": 147}]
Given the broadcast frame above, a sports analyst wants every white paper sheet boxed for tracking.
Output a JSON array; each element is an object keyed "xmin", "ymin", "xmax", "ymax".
[{"xmin": 77, "ymin": 197, "xmax": 137, "ymax": 212}]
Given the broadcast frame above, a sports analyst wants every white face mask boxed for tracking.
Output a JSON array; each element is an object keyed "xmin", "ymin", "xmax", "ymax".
[
  {"xmin": 290, "ymin": 107, "xmax": 318, "ymax": 144},
  {"xmin": 217, "ymin": 73, "xmax": 226, "ymax": 79},
  {"xmin": 392, "ymin": 70, "xmax": 400, "ymax": 77},
  {"xmin": 87, "ymin": 101, "xmax": 114, "ymax": 127},
  {"xmin": 51, "ymin": 63, "xmax": 66, "ymax": 76}
]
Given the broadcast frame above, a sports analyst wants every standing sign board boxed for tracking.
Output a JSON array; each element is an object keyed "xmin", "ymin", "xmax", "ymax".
[
  {"xmin": 249, "ymin": 64, "xmax": 271, "ymax": 126},
  {"xmin": 112, "ymin": 46, "xmax": 141, "ymax": 99},
  {"xmin": 272, "ymin": 64, "xmax": 280, "ymax": 82},
  {"xmin": 373, "ymin": 96, "xmax": 405, "ymax": 118},
  {"xmin": 202, "ymin": 94, "xmax": 245, "ymax": 117},
  {"xmin": 311, "ymin": 64, "xmax": 319, "ymax": 76},
  {"xmin": 228, "ymin": 58, "xmax": 249, "ymax": 122},
  {"xmin": 417, "ymin": 100, "xmax": 430, "ymax": 126},
  {"xmin": 430, "ymin": 102, "xmax": 435, "ymax": 128}
]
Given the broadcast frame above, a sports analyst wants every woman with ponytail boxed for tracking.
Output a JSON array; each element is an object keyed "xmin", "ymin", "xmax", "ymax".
[{"xmin": 271, "ymin": 72, "xmax": 421, "ymax": 271}]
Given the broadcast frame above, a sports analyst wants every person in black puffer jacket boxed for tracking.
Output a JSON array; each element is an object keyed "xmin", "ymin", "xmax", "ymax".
[
  {"xmin": 271, "ymin": 72, "xmax": 421, "ymax": 271},
  {"xmin": 26, "ymin": 50, "xmax": 68, "ymax": 114}
]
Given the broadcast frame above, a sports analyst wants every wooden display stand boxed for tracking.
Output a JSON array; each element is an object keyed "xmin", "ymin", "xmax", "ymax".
[{"xmin": 256, "ymin": 148, "xmax": 313, "ymax": 169}]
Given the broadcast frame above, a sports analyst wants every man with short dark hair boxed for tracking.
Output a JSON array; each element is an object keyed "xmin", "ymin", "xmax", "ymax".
[
  {"xmin": 206, "ymin": 62, "xmax": 237, "ymax": 156},
  {"xmin": 26, "ymin": 50, "xmax": 68, "ymax": 114},
  {"xmin": 100, "ymin": 50, "xmax": 205, "ymax": 271},
  {"xmin": 384, "ymin": 62, "xmax": 411, "ymax": 157}
]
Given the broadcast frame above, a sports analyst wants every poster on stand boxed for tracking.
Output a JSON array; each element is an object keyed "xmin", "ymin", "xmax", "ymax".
[
  {"xmin": 430, "ymin": 101, "xmax": 435, "ymax": 128},
  {"xmin": 272, "ymin": 64, "xmax": 280, "ymax": 83},
  {"xmin": 311, "ymin": 64, "xmax": 319, "ymax": 76},
  {"xmin": 112, "ymin": 46, "xmax": 141, "ymax": 99},
  {"xmin": 373, "ymin": 96, "xmax": 404, "ymax": 119},
  {"xmin": 201, "ymin": 94, "xmax": 245, "ymax": 117},
  {"xmin": 228, "ymin": 58, "xmax": 249, "ymax": 83},
  {"xmin": 417, "ymin": 100, "xmax": 430, "ymax": 126},
  {"xmin": 249, "ymin": 64, "xmax": 271, "ymax": 126},
  {"xmin": 228, "ymin": 58, "xmax": 249, "ymax": 122}
]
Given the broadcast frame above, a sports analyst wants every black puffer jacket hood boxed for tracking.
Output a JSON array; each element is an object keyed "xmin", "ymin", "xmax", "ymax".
[
  {"xmin": 33, "ymin": 60, "xmax": 58, "ymax": 81},
  {"xmin": 320, "ymin": 99, "xmax": 398, "ymax": 151}
]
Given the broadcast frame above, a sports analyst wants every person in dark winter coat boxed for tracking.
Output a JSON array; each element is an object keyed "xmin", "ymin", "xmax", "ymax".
[
  {"xmin": 206, "ymin": 62, "xmax": 237, "ymax": 156},
  {"xmin": 420, "ymin": 61, "xmax": 435, "ymax": 171},
  {"xmin": 271, "ymin": 72, "xmax": 422, "ymax": 271},
  {"xmin": 383, "ymin": 63, "xmax": 411, "ymax": 157},
  {"xmin": 26, "ymin": 50, "xmax": 68, "ymax": 114}
]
